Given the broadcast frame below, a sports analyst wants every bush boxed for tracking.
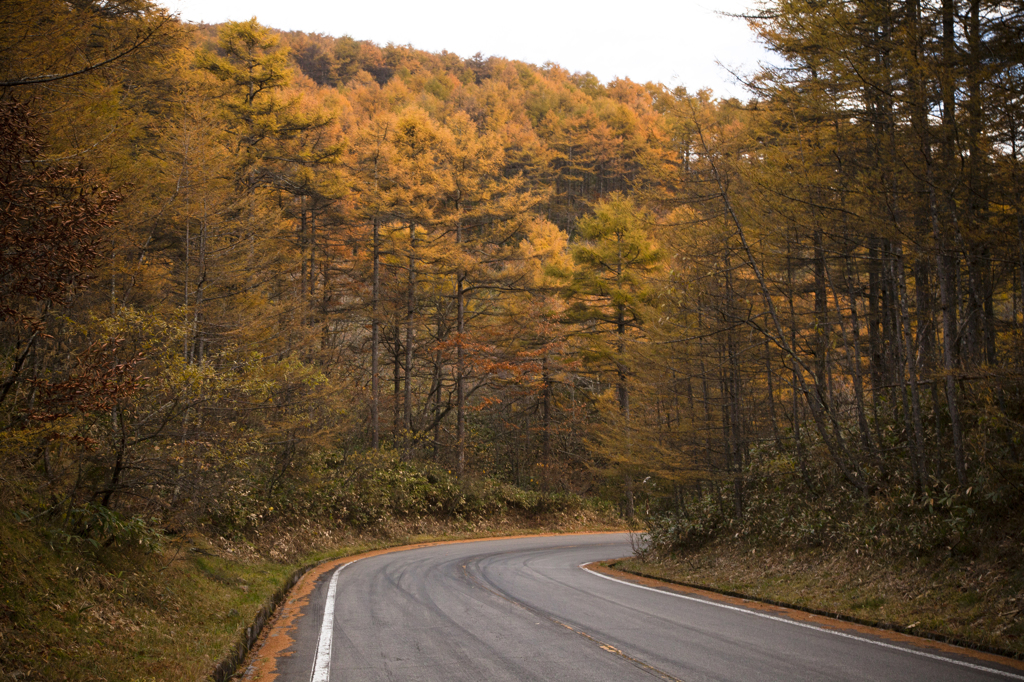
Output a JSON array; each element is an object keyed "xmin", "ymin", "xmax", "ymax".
[
  {"xmin": 641, "ymin": 493, "xmax": 728, "ymax": 556},
  {"xmin": 199, "ymin": 447, "xmax": 602, "ymax": 536},
  {"xmin": 335, "ymin": 457, "xmax": 590, "ymax": 529},
  {"xmin": 640, "ymin": 442, "xmax": 1024, "ymax": 563},
  {"xmin": 45, "ymin": 502, "xmax": 162, "ymax": 552}
]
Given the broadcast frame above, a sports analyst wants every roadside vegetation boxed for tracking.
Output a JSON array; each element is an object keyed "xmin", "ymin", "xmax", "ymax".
[
  {"xmin": 0, "ymin": 464, "xmax": 618, "ymax": 682},
  {"xmin": 616, "ymin": 540, "xmax": 1024, "ymax": 658},
  {"xmin": 2, "ymin": 0, "xmax": 1023, "ymax": 677},
  {"xmin": 620, "ymin": 441, "xmax": 1024, "ymax": 656}
]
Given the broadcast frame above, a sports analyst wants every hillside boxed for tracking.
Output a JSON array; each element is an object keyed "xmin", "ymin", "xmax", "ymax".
[{"xmin": 1, "ymin": 0, "xmax": 1023, "ymax": 676}]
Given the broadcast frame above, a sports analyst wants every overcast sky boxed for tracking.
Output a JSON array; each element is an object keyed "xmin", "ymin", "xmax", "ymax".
[{"xmin": 157, "ymin": 0, "xmax": 775, "ymax": 99}]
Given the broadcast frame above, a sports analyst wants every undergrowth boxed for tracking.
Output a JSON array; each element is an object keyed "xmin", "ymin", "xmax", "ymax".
[
  {"xmin": 207, "ymin": 450, "xmax": 604, "ymax": 538},
  {"xmin": 640, "ymin": 438, "xmax": 1024, "ymax": 562},
  {"xmin": 632, "ymin": 435, "xmax": 1024, "ymax": 656},
  {"xmin": 0, "ymin": 456, "xmax": 620, "ymax": 682}
]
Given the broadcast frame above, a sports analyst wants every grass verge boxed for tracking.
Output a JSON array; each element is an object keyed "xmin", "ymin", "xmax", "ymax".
[
  {"xmin": 614, "ymin": 538, "xmax": 1024, "ymax": 658},
  {"xmin": 0, "ymin": 508, "xmax": 623, "ymax": 682}
]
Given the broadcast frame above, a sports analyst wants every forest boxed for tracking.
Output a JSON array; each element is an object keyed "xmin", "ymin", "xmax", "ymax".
[{"xmin": 1, "ymin": 0, "xmax": 1023, "ymax": 572}]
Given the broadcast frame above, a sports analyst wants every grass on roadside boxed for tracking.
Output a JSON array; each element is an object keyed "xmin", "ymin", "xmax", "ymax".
[
  {"xmin": 0, "ymin": 518, "xmax": 300, "ymax": 681},
  {"xmin": 0, "ymin": 507, "xmax": 624, "ymax": 682},
  {"xmin": 614, "ymin": 539, "xmax": 1024, "ymax": 657}
]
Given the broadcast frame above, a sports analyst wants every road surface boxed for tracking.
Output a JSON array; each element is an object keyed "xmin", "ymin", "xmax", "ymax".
[{"xmin": 250, "ymin": 532, "xmax": 1024, "ymax": 682}]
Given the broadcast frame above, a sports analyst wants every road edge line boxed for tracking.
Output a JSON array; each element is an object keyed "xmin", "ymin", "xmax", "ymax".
[
  {"xmin": 580, "ymin": 563, "xmax": 1024, "ymax": 681},
  {"xmin": 309, "ymin": 560, "xmax": 357, "ymax": 682}
]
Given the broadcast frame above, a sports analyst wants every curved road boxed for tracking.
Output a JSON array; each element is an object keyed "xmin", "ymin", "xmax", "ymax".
[{"xmin": 254, "ymin": 533, "xmax": 1023, "ymax": 682}]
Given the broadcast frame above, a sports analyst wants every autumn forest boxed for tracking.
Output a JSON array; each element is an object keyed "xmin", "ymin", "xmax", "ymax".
[{"xmin": 2, "ymin": 0, "xmax": 1024, "ymax": 580}]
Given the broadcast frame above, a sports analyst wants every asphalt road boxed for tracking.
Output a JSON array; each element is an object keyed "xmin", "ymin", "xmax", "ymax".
[{"xmin": 268, "ymin": 532, "xmax": 1024, "ymax": 682}]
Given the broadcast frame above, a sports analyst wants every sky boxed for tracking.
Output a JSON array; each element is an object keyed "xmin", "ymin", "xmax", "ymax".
[{"xmin": 156, "ymin": 0, "xmax": 775, "ymax": 99}]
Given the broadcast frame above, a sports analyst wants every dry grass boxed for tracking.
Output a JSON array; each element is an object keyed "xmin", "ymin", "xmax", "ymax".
[
  {"xmin": 0, "ymin": 509, "xmax": 624, "ymax": 681},
  {"xmin": 0, "ymin": 525, "xmax": 297, "ymax": 681},
  {"xmin": 615, "ymin": 539, "xmax": 1024, "ymax": 657}
]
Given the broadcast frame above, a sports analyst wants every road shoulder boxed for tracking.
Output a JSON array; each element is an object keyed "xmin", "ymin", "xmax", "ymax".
[{"xmin": 588, "ymin": 561, "xmax": 1024, "ymax": 676}]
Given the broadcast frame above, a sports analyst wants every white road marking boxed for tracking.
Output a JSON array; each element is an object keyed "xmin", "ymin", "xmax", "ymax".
[
  {"xmin": 310, "ymin": 561, "xmax": 357, "ymax": 682},
  {"xmin": 581, "ymin": 565, "xmax": 1024, "ymax": 681}
]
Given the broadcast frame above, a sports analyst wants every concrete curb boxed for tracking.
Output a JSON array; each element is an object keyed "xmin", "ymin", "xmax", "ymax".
[{"xmin": 208, "ymin": 562, "xmax": 316, "ymax": 682}]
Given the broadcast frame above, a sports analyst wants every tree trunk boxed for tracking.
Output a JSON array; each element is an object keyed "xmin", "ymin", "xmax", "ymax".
[
  {"xmin": 765, "ymin": 338, "xmax": 781, "ymax": 447},
  {"xmin": 894, "ymin": 245, "xmax": 926, "ymax": 493},
  {"xmin": 937, "ymin": 0, "xmax": 968, "ymax": 486},
  {"xmin": 371, "ymin": 216, "xmax": 380, "ymax": 450},
  {"xmin": 542, "ymin": 356, "xmax": 552, "ymax": 461},
  {"xmin": 456, "ymin": 222, "xmax": 466, "ymax": 476},
  {"xmin": 404, "ymin": 223, "xmax": 416, "ymax": 437},
  {"xmin": 838, "ymin": 254, "xmax": 879, "ymax": 470},
  {"xmin": 813, "ymin": 229, "xmax": 828, "ymax": 390}
]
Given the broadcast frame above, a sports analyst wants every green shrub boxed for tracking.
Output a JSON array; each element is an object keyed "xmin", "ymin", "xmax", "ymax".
[
  {"xmin": 44, "ymin": 502, "xmax": 162, "ymax": 552},
  {"xmin": 337, "ymin": 458, "xmax": 590, "ymax": 529},
  {"xmin": 641, "ymin": 493, "xmax": 728, "ymax": 555}
]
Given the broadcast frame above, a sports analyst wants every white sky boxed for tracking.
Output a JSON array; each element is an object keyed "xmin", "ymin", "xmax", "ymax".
[{"xmin": 157, "ymin": 0, "xmax": 775, "ymax": 100}]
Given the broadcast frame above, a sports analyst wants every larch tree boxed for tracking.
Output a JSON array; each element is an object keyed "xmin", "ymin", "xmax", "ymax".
[{"xmin": 556, "ymin": 193, "xmax": 664, "ymax": 515}]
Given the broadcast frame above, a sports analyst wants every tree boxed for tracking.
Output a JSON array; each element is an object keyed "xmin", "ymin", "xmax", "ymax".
[
  {"xmin": 0, "ymin": 101, "xmax": 123, "ymax": 412},
  {"xmin": 0, "ymin": 0, "xmax": 178, "ymax": 89},
  {"xmin": 560, "ymin": 193, "xmax": 663, "ymax": 411},
  {"xmin": 556, "ymin": 193, "xmax": 663, "ymax": 515}
]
